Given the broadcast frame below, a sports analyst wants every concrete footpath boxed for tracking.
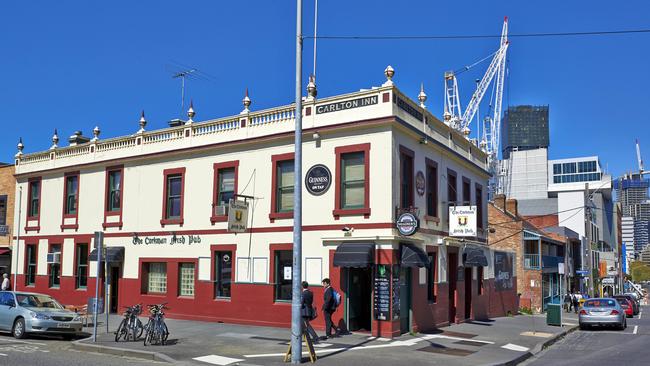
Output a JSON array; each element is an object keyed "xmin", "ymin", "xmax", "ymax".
[{"xmin": 72, "ymin": 311, "xmax": 579, "ymax": 366}]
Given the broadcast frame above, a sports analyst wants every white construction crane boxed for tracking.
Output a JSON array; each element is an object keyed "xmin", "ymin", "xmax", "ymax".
[
  {"xmin": 637, "ymin": 139, "xmax": 647, "ymax": 175},
  {"xmin": 443, "ymin": 17, "xmax": 509, "ymax": 195}
]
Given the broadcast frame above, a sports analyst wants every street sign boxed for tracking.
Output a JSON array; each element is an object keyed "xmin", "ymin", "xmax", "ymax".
[
  {"xmin": 602, "ymin": 277, "xmax": 615, "ymax": 285},
  {"xmin": 558, "ymin": 263, "xmax": 565, "ymax": 275},
  {"xmin": 449, "ymin": 206, "xmax": 477, "ymax": 237},
  {"xmin": 576, "ymin": 270, "xmax": 589, "ymax": 276}
]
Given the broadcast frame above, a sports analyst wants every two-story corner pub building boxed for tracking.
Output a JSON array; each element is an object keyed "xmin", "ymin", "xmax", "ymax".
[{"xmin": 12, "ymin": 68, "xmax": 517, "ymax": 338}]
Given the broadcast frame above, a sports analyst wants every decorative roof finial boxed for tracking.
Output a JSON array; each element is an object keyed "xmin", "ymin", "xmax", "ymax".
[
  {"xmin": 383, "ymin": 65, "xmax": 395, "ymax": 86},
  {"xmin": 186, "ymin": 100, "xmax": 195, "ymax": 125},
  {"xmin": 15, "ymin": 137, "xmax": 24, "ymax": 157},
  {"xmin": 50, "ymin": 129, "xmax": 59, "ymax": 150},
  {"xmin": 462, "ymin": 126, "xmax": 471, "ymax": 138},
  {"xmin": 241, "ymin": 89, "xmax": 251, "ymax": 114},
  {"xmin": 138, "ymin": 110, "xmax": 147, "ymax": 133},
  {"xmin": 92, "ymin": 126, "xmax": 101, "ymax": 141},
  {"xmin": 418, "ymin": 83, "xmax": 427, "ymax": 108},
  {"xmin": 306, "ymin": 75, "xmax": 317, "ymax": 100}
]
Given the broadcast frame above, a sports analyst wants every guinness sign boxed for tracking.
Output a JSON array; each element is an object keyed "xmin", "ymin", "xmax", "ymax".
[{"xmin": 305, "ymin": 164, "xmax": 332, "ymax": 196}]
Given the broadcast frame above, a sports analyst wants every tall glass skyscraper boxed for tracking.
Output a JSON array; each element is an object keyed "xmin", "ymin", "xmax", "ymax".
[{"xmin": 502, "ymin": 105, "xmax": 549, "ymax": 159}]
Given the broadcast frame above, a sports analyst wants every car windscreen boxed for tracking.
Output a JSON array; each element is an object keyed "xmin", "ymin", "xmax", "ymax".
[
  {"xmin": 16, "ymin": 294, "xmax": 64, "ymax": 310},
  {"xmin": 583, "ymin": 299, "xmax": 616, "ymax": 308}
]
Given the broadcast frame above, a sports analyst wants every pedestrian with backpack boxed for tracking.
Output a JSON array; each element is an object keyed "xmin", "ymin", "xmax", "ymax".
[{"xmin": 321, "ymin": 278, "xmax": 340, "ymax": 339}]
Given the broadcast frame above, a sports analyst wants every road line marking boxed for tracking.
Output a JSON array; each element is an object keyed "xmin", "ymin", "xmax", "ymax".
[
  {"xmin": 0, "ymin": 339, "xmax": 47, "ymax": 346},
  {"xmin": 0, "ymin": 353, "xmax": 6, "ymax": 356},
  {"xmin": 193, "ymin": 355, "xmax": 244, "ymax": 365},
  {"xmin": 501, "ymin": 343, "xmax": 529, "ymax": 352},
  {"xmin": 245, "ymin": 349, "xmax": 342, "ymax": 358},
  {"xmin": 418, "ymin": 334, "xmax": 495, "ymax": 344},
  {"xmin": 633, "ymin": 326, "xmax": 638, "ymax": 335}
]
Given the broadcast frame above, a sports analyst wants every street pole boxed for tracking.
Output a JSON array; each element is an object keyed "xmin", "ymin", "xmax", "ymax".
[
  {"xmin": 290, "ymin": 0, "xmax": 303, "ymax": 363},
  {"xmin": 93, "ymin": 231, "xmax": 103, "ymax": 343},
  {"xmin": 13, "ymin": 186, "xmax": 22, "ymax": 291}
]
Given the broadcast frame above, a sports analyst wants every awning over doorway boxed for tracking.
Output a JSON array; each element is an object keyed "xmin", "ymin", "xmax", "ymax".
[
  {"xmin": 400, "ymin": 244, "xmax": 430, "ymax": 268},
  {"xmin": 462, "ymin": 245, "xmax": 488, "ymax": 267},
  {"xmin": 333, "ymin": 243, "xmax": 374, "ymax": 268},
  {"xmin": 89, "ymin": 247, "xmax": 125, "ymax": 262}
]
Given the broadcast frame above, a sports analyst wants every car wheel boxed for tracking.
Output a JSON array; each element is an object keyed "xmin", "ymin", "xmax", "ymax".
[
  {"xmin": 579, "ymin": 323, "xmax": 588, "ymax": 330},
  {"xmin": 13, "ymin": 318, "xmax": 27, "ymax": 339},
  {"xmin": 62, "ymin": 334, "xmax": 76, "ymax": 341}
]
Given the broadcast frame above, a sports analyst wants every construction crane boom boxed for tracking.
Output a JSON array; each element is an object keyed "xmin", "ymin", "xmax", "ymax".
[
  {"xmin": 443, "ymin": 17, "xmax": 509, "ymax": 196},
  {"xmin": 637, "ymin": 139, "xmax": 644, "ymax": 173}
]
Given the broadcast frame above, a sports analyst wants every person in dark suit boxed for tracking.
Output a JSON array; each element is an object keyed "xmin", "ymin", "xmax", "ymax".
[
  {"xmin": 301, "ymin": 281, "xmax": 319, "ymax": 343},
  {"xmin": 321, "ymin": 278, "xmax": 339, "ymax": 339}
]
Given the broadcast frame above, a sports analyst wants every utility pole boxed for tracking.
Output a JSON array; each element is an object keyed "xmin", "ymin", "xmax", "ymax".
[
  {"xmin": 584, "ymin": 183, "xmax": 595, "ymax": 296},
  {"xmin": 290, "ymin": 0, "xmax": 303, "ymax": 364}
]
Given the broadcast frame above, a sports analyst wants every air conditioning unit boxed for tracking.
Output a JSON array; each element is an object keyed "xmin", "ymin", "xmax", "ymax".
[
  {"xmin": 47, "ymin": 252, "xmax": 61, "ymax": 264},
  {"xmin": 214, "ymin": 205, "xmax": 228, "ymax": 216}
]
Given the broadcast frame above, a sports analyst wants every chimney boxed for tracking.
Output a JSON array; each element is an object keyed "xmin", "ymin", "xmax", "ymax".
[
  {"xmin": 505, "ymin": 198, "xmax": 518, "ymax": 217},
  {"xmin": 493, "ymin": 194, "xmax": 507, "ymax": 211},
  {"xmin": 68, "ymin": 131, "xmax": 90, "ymax": 146}
]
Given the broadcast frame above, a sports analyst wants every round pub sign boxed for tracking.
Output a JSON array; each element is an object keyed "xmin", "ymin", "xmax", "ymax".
[
  {"xmin": 396, "ymin": 212, "xmax": 418, "ymax": 236},
  {"xmin": 305, "ymin": 164, "xmax": 332, "ymax": 196}
]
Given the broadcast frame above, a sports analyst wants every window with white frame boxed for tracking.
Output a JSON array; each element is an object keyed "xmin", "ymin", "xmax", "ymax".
[
  {"xmin": 147, "ymin": 263, "xmax": 167, "ymax": 293},
  {"xmin": 178, "ymin": 263, "xmax": 195, "ymax": 297}
]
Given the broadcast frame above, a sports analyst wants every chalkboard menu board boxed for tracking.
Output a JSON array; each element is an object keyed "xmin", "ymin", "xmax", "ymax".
[
  {"xmin": 373, "ymin": 265, "xmax": 391, "ymax": 320},
  {"xmin": 392, "ymin": 265, "xmax": 401, "ymax": 320}
]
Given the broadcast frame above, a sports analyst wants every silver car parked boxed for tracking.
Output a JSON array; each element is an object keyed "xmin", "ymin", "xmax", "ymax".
[
  {"xmin": 0, "ymin": 291, "xmax": 83, "ymax": 339},
  {"xmin": 579, "ymin": 298, "xmax": 627, "ymax": 330}
]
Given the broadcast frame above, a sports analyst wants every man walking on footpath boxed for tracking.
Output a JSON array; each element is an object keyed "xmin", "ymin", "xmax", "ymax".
[
  {"xmin": 320, "ymin": 278, "xmax": 339, "ymax": 340},
  {"xmin": 301, "ymin": 281, "xmax": 319, "ymax": 344},
  {"xmin": 1, "ymin": 273, "xmax": 9, "ymax": 291}
]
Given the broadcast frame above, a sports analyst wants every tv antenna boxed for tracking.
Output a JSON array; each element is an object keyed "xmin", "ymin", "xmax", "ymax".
[{"xmin": 173, "ymin": 69, "xmax": 196, "ymax": 117}]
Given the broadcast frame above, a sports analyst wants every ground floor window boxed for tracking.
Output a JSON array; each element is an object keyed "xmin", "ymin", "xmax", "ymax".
[
  {"xmin": 48, "ymin": 244, "xmax": 61, "ymax": 288},
  {"xmin": 274, "ymin": 250, "xmax": 292, "ymax": 301},
  {"xmin": 178, "ymin": 263, "xmax": 195, "ymax": 297},
  {"xmin": 214, "ymin": 251, "xmax": 232, "ymax": 298},
  {"xmin": 25, "ymin": 244, "xmax": 37, "ymax": 286},
  {"xmin": 146, "ymin": 263, "xmax": 167, "ymax": 294},
  {"xmin": 75, "ymin": 243, "xmax": 89, "ymax": 289},
  {"xmin": 428, "ymin": 253, "xmax": 437, "ymax": 303},
  {"xmin": 477, "ymin": 267, "xmax": 483, "ymax": 295}
]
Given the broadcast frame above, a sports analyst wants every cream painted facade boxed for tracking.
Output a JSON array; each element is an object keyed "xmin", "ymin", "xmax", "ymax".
[{"xmin": 10, "ymin": 74, "xmax": 514, "ymax": 336}]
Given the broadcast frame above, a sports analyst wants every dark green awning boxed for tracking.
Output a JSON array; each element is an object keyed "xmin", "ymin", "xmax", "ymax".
[
  {"xmin": 463, "ymin": 246, "xmax": 488, "ymax": 267},
  {"xmin": 89, "ymin": 247, "xmax": 125, "ymax": 262}
]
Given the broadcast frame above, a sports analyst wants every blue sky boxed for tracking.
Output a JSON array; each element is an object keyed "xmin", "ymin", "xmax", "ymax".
[{"xmin": 1, "ymin": 0, "xmax": 648, "ymax": 178}]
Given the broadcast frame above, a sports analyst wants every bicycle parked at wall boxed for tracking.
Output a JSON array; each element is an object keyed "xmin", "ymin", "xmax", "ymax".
[
  {"xmin": 115, "ymin": 303, "xmax": 144, "ymax": 342},
  {"xmin": 143, "ymin": 303, "xmax": 169, "ymax": 346}
]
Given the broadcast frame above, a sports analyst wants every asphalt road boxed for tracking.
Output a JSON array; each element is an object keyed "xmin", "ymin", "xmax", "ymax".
[
  {"xmin": 0, "ymin": 333, "xmax": 163, "ymax": 366},
  {"xmin": 524, "ymin": 304, "xmax": 650, "ymax": 366}
]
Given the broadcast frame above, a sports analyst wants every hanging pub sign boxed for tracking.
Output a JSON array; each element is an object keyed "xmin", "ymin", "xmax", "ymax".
[
  {"xmin": 396, "ymin": 212, "xmax": 418, "ymax": 236},
  {"xmin": 415, "ymin": 171, "xmax": 425, "ymax": 196},
  {"xmin": 228, "ymin": 199, "xmax": 249, "ymax": 233},
  {"xmin": 305, "ymin": 164, "xmax": 332, "ymax": 196},
  {"xmin": 449, "ymin": 206, "xmax": 477, "ymax": 237}
]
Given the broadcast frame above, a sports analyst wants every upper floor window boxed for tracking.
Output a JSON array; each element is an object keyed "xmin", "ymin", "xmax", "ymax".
[
  {"xmin": 0, "ymin": 195, "xmax": 6, "ymax": 226},
  {"xmin": 276, "ymin": 160, "xmax": 294, "ymax": 213},
  {"xmin": 166, "ymin": 175, "xmax": 183, "ymax": 218},
  {"xmin": 426, "ymin": 160, "xmax": 438, "ymax": 217},
  {"xmin": 161, "ymin": 167, "xmax": 185, "ymax": 226},
  {"xmin": 218, "ymin": 168, "xmax": 235, "ymax": 206},
  {"xmin": 28, "ymin": 179, "xmax": 41, "ymax": 217},
  {"xmin": 334, "ymin": 143, "xmax": 371, "ymax": 218},
  {"xmin": 475, "ymin": 185, "xmax": 483, "ymax": 229},
  {"xmin": 447, "ymin": 170, "xmax": 457, "ymax": 207},
  {"xmin": 553, "ymin": 164, "xmax": 561, "ymax": 175},
  {"xmin": 462, "ymin": 178, "xmax": 471, "ymax": 205},
  {"xmin": 64, "ymin": 174, "xmax": 79, "ymax": 215},
  {"xmin": 107, "ymin": 169, "xmax": 122, "ymax": 212},
  {"xmin": 399, "ymin": 147, "xmax": 414, "ymax": 209},
  {"xmin": 211, "ymin": 161, "xmax": 239, "ymax": 223},
  {"xmin": 341, "ymin": 152, "xmax": 365, "ymax": 209}
]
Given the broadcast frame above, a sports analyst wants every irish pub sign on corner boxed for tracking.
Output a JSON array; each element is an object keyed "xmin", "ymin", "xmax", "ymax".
[{"xmin": 449, "ymin": 206, "xmax": 477, "ymax": 237}]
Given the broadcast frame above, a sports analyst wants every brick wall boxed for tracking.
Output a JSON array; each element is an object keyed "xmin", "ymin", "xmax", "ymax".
[{"xmin": 0, "ymin": 165, "xmax": 15, "ymax": 246}]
